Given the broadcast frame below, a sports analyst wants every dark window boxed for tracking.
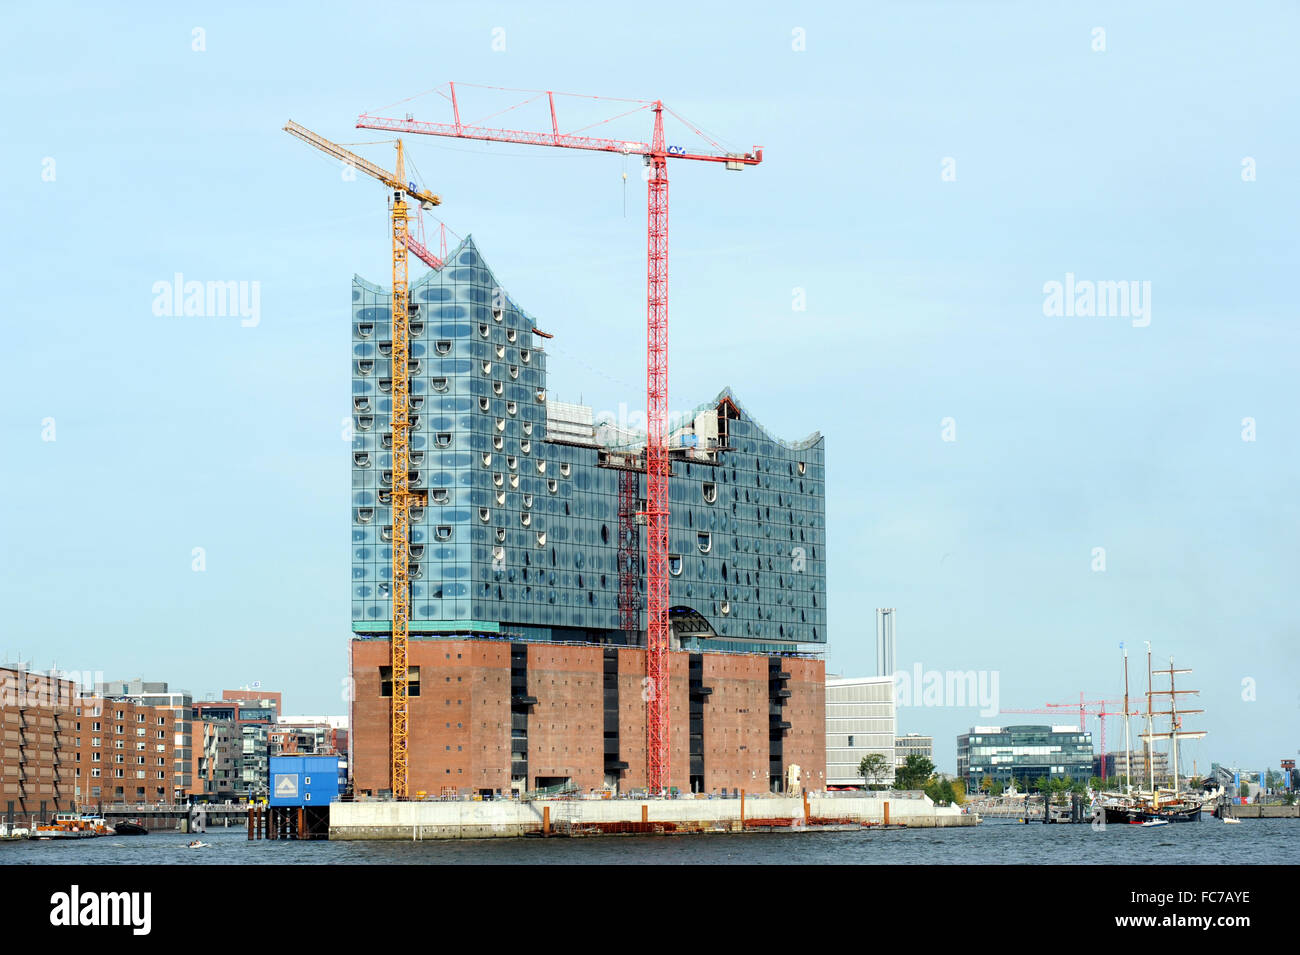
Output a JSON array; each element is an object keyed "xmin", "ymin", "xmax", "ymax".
[{"xmin": 379, "ymin": 666, "xmax": 421, "ymax": 697}]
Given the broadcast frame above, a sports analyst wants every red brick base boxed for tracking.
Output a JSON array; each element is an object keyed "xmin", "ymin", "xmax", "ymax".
[{"xmin": 350, "ymin": 640, "xmax": 824, "ymax": 796}]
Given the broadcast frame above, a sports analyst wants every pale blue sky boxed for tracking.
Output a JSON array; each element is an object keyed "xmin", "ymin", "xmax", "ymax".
[{"xmin": 2, "ymin": 2, "xmax": 1296, "ymax": 773}]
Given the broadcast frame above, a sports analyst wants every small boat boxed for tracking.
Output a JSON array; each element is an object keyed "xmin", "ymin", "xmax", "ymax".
[
  {"xmin": 113, "ymin": 820, "xmax": 149, "ymax": 836},
  {"xmin": 1222, "ymin": 816, "xmax": 1240, "ymax": 825},
  {"xmin": 186, "ymin": 840, "xmax": 211, "ymax": 849},
  {"xmin": 33, "ymin": 812, "xmax": 113, "ymax": 839},
  {"xmin": 1140, "ymin": 819, "xmax": 1170, "ymax": 828}
]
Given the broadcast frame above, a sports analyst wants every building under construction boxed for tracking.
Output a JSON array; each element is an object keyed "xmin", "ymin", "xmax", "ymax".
[{"xmin": 348, "ymin": 238, "xmax": 827, "ymax": 795}]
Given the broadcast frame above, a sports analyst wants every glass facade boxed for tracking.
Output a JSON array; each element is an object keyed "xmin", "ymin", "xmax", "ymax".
[
  {"xmin": 956, "ymin": 724, "xmax": 1094, "ymax": 789},
  {"xmin": 351, "ymin": 237, "xmax": 826, "ymax": 652}
]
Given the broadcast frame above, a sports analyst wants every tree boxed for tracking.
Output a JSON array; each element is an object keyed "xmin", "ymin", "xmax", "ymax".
[
  {"xmin": 895, "ymin": 754, "xmax": 936, "ymax": 790},
  {"xmin": 858, "ymin": 753, "xmax": 891, "ymax": 790},
  {"xmin": 1238, "ymin": 782, "xmax": 1251, "ymax": 799}
]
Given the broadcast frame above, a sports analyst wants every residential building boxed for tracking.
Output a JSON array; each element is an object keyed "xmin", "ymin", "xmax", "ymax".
[
  {"xmin": 96, "ymin": 679, "xmax": 193, "ymax": 800},
  {"xmin": 73, "ymin": 696, "xmax": 176, "ymax": 808},
  {"xmin": 0, "ymin": 665, "xmax": 77, "ymax": 818}
]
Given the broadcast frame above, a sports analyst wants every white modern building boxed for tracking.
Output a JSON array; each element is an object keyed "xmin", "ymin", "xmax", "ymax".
[{"xmin": 826, "ymin": 676, "xmax": 896, "ymax": 786}]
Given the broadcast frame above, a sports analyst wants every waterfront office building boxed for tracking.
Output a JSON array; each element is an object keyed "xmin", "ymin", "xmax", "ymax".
[
  {"xmin": 348, "ymin": 238, "xmax": 827, "ymax": 796},
  {"xmin": 825, "ymin": 677, "xmax": 896, "ymax": 786},
  {"xmin": 956, "ymin": 725, "xmax": 1094, "ymax": 790}
]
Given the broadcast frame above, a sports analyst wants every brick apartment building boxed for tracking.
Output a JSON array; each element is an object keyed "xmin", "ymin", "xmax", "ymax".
[
  {"xmin": 1, "ymin": 666, "xmax": 179, "ymax": 817},
  {"xmin": 0, "ymin": 667, "xmax": 76, "ymax": 817},
  {"xmin": 73, "ymin": 697, "xmax": 177, "ymax": 808}
]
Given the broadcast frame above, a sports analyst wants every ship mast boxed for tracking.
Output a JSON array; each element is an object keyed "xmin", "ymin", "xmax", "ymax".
[
  {"xmin": 1142, "ymin": 654, "xmax": 1206, "ymax": 796},
  {"xmin": 1123, "ymin": 646, "xmax": 1132, "ymax": 794},
  {"xmin": 1145, "ymin": 642, "xmax": 1153, "ymax": 794}
]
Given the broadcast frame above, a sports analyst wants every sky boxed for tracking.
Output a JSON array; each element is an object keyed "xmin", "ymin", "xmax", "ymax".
[{"xmin": 2, "ymin": 1, "xmax": 1296, "ymax": 774}]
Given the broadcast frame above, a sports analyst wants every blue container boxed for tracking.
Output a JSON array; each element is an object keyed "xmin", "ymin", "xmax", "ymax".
[{"xmin": 269, "ymin": 755, "xmax": 344, "ymax": 806}]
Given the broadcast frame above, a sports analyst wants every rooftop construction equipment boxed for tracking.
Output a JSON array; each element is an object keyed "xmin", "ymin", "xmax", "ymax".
[{"xmin": 355, "ymin": 82, "xmax": 762, "ymax": 792}]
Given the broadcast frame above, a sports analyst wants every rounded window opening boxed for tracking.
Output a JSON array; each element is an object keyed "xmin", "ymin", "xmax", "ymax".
[
  {"xmin": 434, "ymin": 433, "xmax": 453, "ymax": 448},
  {"xmin": 435, "ymin": 340, "xmax": 452, "ymax": 356},
  {"xmin": 434, "ymin": 526, "xmax": 453, "ymax": 541},
  {"xmin": 493, "ymin": 381, "xmax": 504, "ymax": 395},
  {"xmin": 697, "ymin": 533, "xmax": 711, "ymax": 554},
  {"xmin": 702, "ymin": 482, "xmax": 717, "ymax": 503},
  {"xmin": 668, "ymin": 555, "xmax": 682, "ymax": 576},
  {"xmin": 431, "ymin": 488, "xmax": 449, "ymax": 505}
]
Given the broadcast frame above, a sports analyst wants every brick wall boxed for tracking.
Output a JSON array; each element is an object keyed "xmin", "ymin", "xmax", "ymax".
[{"xmin": 350, "ymin": 640, "xmax": 824, "ymax": 797}]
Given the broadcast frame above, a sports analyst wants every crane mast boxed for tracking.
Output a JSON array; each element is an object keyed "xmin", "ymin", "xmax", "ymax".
[
  {"xmin": 644, "ymin": 104, "xmax": 670, "ymax": 789},
  {"xmin": 283, "ymin": 121, "xmax": 441, "ymax": 798},
  {"xmin": 388, "ymin": 139, "xmax": 412, "ymax": 799}
]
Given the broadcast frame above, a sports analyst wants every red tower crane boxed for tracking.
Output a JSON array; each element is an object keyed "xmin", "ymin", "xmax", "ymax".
[
  {"xmin": 357, "ymin": 83, "xmax": 761, "ymax": 793},
  {"xmin": 1044, "ymin": 695, "xmax": 1136, "ymax": 783}
]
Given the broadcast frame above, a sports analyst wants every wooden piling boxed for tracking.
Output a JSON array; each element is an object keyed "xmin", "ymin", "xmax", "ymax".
[
  {"xmin": 883, "ymin": 801, "xmax": 890, "ymax": 826},
  {"xmin": 543, "ymin": 806, "xmax": 550, "ymax": 836}
]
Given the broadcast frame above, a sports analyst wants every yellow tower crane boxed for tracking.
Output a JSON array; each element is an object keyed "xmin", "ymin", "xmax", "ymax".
[{"xmin": 283, "ymin": 120, "xmax": 441, "ymax": 798}]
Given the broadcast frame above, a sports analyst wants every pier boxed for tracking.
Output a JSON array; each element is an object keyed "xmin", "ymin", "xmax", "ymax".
[{"xmin": 329, "ymin": 792, "xmax": 976, "ymax": 840}]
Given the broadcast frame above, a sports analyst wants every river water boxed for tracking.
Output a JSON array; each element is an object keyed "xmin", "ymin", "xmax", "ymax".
[{"xmin": 3, "ymin": 817, "xmax": 1295, "ymax": 865}]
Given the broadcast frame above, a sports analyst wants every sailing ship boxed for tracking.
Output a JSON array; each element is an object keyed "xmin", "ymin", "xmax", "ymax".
[{"xmin": 1097, "ymin": 643, "xmax": 1208, "ymax": 825}]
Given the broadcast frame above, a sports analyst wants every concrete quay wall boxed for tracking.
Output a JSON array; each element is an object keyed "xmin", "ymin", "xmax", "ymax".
[{"xmin": 329, "ymin": 795, "xmax": 976, "ymax": 840}]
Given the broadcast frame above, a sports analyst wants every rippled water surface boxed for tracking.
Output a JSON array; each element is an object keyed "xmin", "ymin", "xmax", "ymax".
[{"xmin": 4, "ymin": 817, "xmax": 1296, "ymax": 865}]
